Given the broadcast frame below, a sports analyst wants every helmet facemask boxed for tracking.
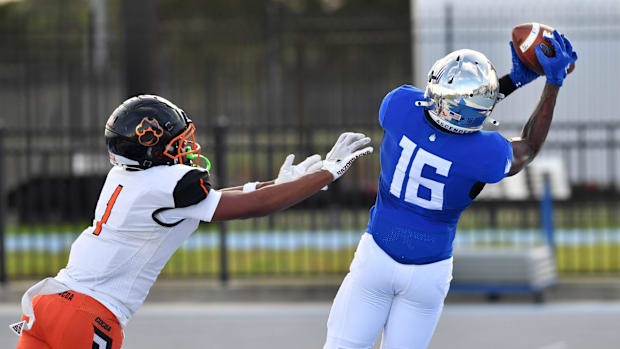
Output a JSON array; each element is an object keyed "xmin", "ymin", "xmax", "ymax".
[{"xmin": 163, "ymin": 123, "xmax": 211, "ymax": 170}]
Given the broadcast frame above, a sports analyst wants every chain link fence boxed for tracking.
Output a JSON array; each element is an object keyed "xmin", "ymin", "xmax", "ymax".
[{"xmin": 0, "ymin": 0, "xmax": 619, "ymax": 280}]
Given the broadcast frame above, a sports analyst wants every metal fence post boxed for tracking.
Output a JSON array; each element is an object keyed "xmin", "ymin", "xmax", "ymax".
[
  {"xmin": 214, "ymin": 116, "xmax": 229, "ymax": 285},
  {"xmin": 0, "ymin": 124, "xmax": 6, "ymax": 284},
  {"xmin": 541, "ymin": 174, "xmax": 555, "ymax": 252}
]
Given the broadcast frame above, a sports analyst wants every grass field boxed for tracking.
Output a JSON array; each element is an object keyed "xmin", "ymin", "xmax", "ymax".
[
  {"xmin": 5, "ymin": 205, "xmax": 620, "ymax": 278},
  {"xmin": 6, "ymin": 243, "xmax": 620, "ymax": 279}
]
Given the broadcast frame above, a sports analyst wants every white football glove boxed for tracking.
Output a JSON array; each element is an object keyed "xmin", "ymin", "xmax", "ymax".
[
  {"xmin": 322, "ymin": 132, "xmax": 373, "ymax": 181},
  {"xmin": 275, "ymin": 153, "xmax": 323, "ymax": 185}
]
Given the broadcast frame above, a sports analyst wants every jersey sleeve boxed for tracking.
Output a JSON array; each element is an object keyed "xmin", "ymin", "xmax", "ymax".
[
  {"xmin": 379, "ymin": 85, "xmax": 423, "ymax": 132},
  {"xmin": 476, "ymin": 133, "xmax": 514, "ymax": 184},
  {"xmin": 173, "ymin": 169, "xmax": 212, "ymax": 208},
  {"xmin": 152, "ymin": 168, "xmax": 223, "ymax": 225},
  {"xmin": 155, "ymin": 189, "xmax": 222, "ymax": 223},
  {"xmin": 378, "ymin": 88, "xmax": 397, "ymax": 129}
]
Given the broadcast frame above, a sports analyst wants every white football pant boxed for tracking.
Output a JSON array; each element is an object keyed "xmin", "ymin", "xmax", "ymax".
[{"xmin": 324, "ymin": 233, "xmax": 453, "ymax": 349}]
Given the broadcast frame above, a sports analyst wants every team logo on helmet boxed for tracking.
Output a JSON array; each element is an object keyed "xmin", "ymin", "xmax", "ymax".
[{"xmin": 136, "ymin": 117, "xmax": 164, "ymax": 146}]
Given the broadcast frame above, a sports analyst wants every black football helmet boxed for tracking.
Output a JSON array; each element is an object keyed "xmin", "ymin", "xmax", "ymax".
[{"xmin": 105, "ymin": 95, "xmax": 202, "ymax": 170}]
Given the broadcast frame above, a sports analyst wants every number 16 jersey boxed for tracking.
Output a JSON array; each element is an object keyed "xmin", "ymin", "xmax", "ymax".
[{"xmin": 367, "ymin": 85, "xmax": 513, "ymax": 265}]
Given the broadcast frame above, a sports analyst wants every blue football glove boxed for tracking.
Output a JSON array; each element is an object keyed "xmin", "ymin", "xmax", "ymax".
[
  {"xmin": 508, "ymin": 41, "xmax": 539, "ymax": 88},
  {"xmin": 535, "ymin": 30, "xmax": 578, "ymax": 86}
]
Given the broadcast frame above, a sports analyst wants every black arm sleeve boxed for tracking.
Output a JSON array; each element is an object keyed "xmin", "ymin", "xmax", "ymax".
[
  {"xmin": 499, "ymin": 74, "xmax": 517, "ymax": 98},
  {"xmin": 469, "ymin": 181, "xmax": 486, "ymax": 200},
  {"xmin": 173, "ymin": 169, "xmax": 212, "ymax": 208}
]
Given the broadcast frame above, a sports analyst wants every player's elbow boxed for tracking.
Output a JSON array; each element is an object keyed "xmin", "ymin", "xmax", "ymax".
[
  {"xmin": 509, "ymin": 139, "xmax": 538, "ymax": 176},
  {"xmin": 508, "ymin": 153, "xmax": 533, "ymax": 176},
  {"xmin": 507, "ymin": 164, "xmax": 524, "ymax": 177}
]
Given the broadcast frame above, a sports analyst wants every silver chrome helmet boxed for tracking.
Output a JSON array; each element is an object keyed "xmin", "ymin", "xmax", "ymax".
[{"xmin": 417, "ymin": 49, "xmax": 500, "ymax": 134}]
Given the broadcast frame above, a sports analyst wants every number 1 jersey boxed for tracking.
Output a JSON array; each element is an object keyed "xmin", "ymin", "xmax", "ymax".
[
  {"xmin": 367, "ymin": 85, "xmax": 513, "ymax": 264},
  {"xmin": 55, "ymin": 164, "xmax": 222, "ymax": 327}
]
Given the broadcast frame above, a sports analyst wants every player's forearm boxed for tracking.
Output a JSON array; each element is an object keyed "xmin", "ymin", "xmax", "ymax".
[
  {"xmin": 520, "ymin": 83, "xmax": 560, "ymax": 152},
  {"xmin": 250, "ymin": 171, "xmax": 332, "ymax": 216},
  {"xmin": 508, "ymin": 83, "xmax": 560, "ymax": 175},
  {"xmin": 211, "ymin": 171, "xmax": 332, "ymax": 221},
  {"xmin": 220, "ymin": 180, "xmax": 275, "ymax": 192},
  {"xmin": 256, "ymin": 181, "xmax": 275, "ymax": 189},
  {"xmin": 219, "ymin": 186, "xmax": 244, "ymax": 192}
]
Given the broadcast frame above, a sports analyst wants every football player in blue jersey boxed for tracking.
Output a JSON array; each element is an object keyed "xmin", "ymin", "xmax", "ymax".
[{"xmin": 323, "ymin": 30, "xmax": 577, "ymax": 349}]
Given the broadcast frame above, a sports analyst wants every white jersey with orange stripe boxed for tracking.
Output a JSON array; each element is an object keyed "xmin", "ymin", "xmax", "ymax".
[{"xmin": 54, "ymin": 164, "xmax": 221, "ymax": 327}]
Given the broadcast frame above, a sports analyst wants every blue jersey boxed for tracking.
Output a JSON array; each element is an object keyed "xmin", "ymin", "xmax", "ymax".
[{"xmin": 367, "ymin": 85, "xmax": 513, "ymax": 264}]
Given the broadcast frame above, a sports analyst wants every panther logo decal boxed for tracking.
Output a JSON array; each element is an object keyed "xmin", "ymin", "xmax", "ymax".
[{"xmin": 136, "ymin": 117, "xmax": 164, "ymax": 146}]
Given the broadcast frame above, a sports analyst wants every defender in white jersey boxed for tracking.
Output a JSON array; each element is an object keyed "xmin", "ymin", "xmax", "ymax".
[{"xmin": 12, "ymin": 95, "xmax": 373, "ymax": 349}]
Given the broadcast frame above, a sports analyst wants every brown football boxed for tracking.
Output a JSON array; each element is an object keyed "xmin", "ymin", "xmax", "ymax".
[{"xmin": 511, "ymin": 22, "xmax": 575, "ymax": 75}]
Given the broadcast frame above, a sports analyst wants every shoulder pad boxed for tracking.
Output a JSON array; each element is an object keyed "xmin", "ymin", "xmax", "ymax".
[{"xmin": 173, "ymin": 169, "xmax": 211, "ymax": 208}]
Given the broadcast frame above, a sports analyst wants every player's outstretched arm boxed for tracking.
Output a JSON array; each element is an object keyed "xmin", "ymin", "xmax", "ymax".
[
  {"xmin": 509, "ymin": 83, "xmax": 560, "ymax": 175},
  {"xmin": 219, "ymin": 154, "xmax": 322, "ymax": 192},
  {"xmin": 219, "ymin": 181, "xmax": 274, "ymax": 192},
  {"xmin": 211, "ymin": 133, "xmax": 372, "ymax": 221},
  {"xmin": 508, "ymin": 30, "xmax": 577, "ymax": 176}
]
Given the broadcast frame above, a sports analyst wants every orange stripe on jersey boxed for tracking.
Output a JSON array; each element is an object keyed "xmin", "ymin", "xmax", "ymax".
[
  {"xmin": 199, "ymin": 178, "xmax": 209, "ymax": 196},
  {"xmin": 93, "ymin": 185, "xmax": 124, "ymax": 236}
]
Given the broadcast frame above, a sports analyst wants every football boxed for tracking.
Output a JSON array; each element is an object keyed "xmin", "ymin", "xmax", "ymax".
[{"xmin": 512, "ymin": 22, "xmax": 575, "ymax": 75}]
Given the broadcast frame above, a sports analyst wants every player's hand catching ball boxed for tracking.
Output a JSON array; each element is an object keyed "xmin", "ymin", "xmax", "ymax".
[
  {"xmin": 535, "ymin": 30, "xmax": 578, "ymax": 86},
  {"xmin": 275, "ymin": 154, "xmax": 323, "ymax": 185},
  {"xmin": 508, "ymin": 41, "xmax": 539, "ymax": 88},
  {"xmin": 322, "ymin": 132, "xmax": 373, "ymax": 181}
]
